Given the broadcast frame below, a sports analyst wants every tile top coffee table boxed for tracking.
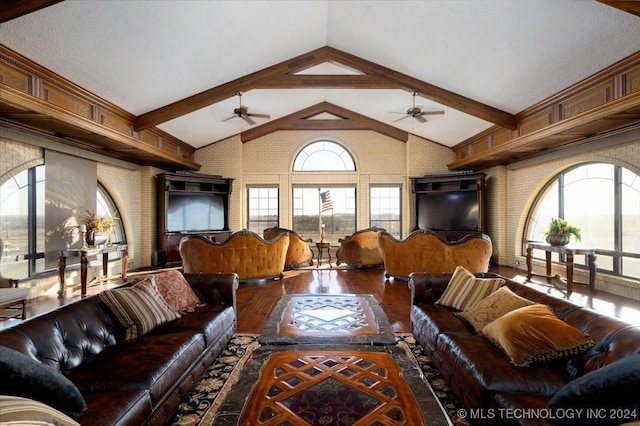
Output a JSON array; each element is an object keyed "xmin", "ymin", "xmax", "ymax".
[
  {"xmin": 213, "ymin": 344, "xmax": 451, "ymax": 426},
  {"xmin": 260, "ymin": 294, "xmax": 395, "ymax": 345}
]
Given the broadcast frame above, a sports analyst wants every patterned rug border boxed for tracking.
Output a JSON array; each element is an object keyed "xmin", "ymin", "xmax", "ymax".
[{"xmin": 172, "ymin": 334, "xmax": 468, "ymax": 426}]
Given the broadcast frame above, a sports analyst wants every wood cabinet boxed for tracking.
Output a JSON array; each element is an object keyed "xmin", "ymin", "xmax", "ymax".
[
  {"xmin": 157, "ymin": 173, "xmax": 233, "ymax": 266},
  {"xmin": 410, "ymin": 172, "xmax": 486, "ymax": 241}
]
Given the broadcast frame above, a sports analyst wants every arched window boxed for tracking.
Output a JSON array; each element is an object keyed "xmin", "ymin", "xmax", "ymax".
[
  {"xmin": 0, "ymin": 165, "xmax": 125, "ymax": 278},
  {"xmin": 293, "ymin": 140, "xmax": 356, "ymax": 171},
  {"xmin": 525, "ymin": 162, "xmax": 640, "ymax": 279}
]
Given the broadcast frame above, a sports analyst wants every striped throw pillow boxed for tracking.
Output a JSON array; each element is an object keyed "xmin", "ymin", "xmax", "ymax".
[
  {"xmin": 100, "ymin": 277, "xmax": 180, "ymax": 341},
  {"xmin": 436, "ymin": 265, "xmax": 505, "ymax": 311},
  {"xmin": 0, "ymin": 395, "xmax": 81, "ymax": 426}
]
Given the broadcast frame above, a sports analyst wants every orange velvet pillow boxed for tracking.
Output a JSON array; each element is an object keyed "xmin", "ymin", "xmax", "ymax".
[{"xmin": 482, "ymin": 304, "xmax": 594, "ymax": 367}]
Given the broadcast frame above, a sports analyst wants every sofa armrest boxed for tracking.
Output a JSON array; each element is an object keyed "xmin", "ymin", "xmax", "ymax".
[
  {"xmin": 183, "ymin": 272, "xmax": 238, "ymax": 307},
  {"xmin": 408, "ymin": 273, "xmax": 452, "ymax": 305}
]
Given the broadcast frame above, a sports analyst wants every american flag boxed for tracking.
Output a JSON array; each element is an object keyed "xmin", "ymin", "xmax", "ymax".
[{"xmin": 320, "ymin": 190, "xmax": 333, "ymax": 212}]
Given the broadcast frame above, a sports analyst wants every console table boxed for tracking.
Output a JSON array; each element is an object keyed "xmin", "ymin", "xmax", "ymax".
[
  {"xmin": 525, "ymin": 241, "xmax": 596, "ymax": 293},
  {"xmin": 58, "ymin": 245, "xmax": 128, "ymax": 297},
  {"xmin": 315, "ymin": 241, "xmax": 331, "ymax": 268}
]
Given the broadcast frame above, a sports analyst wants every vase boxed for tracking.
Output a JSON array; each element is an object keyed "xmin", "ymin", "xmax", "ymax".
[{"xmin": 546, "ymin": 234, "xmax": 570, "ymax": 246}]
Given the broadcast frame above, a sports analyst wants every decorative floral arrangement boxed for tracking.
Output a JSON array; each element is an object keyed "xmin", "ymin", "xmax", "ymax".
[
  {"xmin": 545, "ymin": 218, "xmax": 581, "ymax": 242},
  {"xmin": 81, "ymin": 210, "xmax": 116, "ymax": 233}
]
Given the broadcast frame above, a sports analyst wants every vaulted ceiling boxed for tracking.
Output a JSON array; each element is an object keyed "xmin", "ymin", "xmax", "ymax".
[{"xmin": 1, "ymin": 1, "xmax": 639, "ymax": 169}]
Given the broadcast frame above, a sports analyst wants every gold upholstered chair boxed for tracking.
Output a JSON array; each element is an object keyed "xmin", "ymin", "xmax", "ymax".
[{"xmin": 263, "ymin": 227, "xmax": 314, "ymax": 269}]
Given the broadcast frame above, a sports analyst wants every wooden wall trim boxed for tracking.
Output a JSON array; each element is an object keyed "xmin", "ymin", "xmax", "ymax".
[
  {"xmin": 450, "ymin": 50, "xmax": 640, "ymax": 170},
  {"xmin": 0, "ymin": 44, "xmax": 199, "ymax": 171}
]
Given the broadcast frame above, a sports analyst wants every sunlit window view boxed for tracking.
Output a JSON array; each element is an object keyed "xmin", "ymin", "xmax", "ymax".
[
  {"xmin": 370, "ymin": 186, "xmax": 401, "ymax": 238},
  {"xmin": 0, "ymin": 166, "xmax": 124, "ymax": 279},
  {"xmin": 292, "ymin": 187, "xmax": 356, "ymax": 242},
  {"xmin": 526, "ymin": 163, "xmax": 640, "ymax": 279},
  {"xmin": 247, "ymin": 187, "xmax": 279, "ymax": 233},
  {"xmin": 293, "ymin": 141, "xmax": 355, "ymax": 171}
]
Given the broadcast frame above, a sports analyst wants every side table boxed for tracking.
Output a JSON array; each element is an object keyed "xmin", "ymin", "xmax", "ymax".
[
  {"xmin": 315, "ymin": 241, "xmax": 331, "ymax": 268},
  {"xmin": 58, "ymin": 245, "xmax": 128, "ymax": 297},
  {"xmin": 525, "ymin": 241, "xmax": 596, "ymax": 293}
]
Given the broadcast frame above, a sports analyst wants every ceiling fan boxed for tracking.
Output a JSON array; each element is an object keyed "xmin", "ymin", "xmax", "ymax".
[
  {"xmin": 390, "ymin": 92, "xmax": 445, "ymax": 123},
  {"xmin": 222, "ymin": 92, "xmax": 271, "ymax": 125}
]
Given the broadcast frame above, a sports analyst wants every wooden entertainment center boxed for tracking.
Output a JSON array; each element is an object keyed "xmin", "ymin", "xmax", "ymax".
[
  {"xmin": 157, "ymin": 173, "xmax": 233, "ymax": 266},
  {"xmin": 410, "ymin": 172, "xmax": 486, "ymax": 241}
]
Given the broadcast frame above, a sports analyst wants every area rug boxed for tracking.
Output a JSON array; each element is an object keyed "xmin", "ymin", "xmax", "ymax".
[{"xmin": 170, "ymin": 334, "xmax": 469, "ymax": 426}]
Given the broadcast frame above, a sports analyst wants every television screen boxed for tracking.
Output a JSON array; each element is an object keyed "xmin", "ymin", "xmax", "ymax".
[
  {"xmin": 167, "ymin": 193, "xmax": 225, "ymax": 232},
  {"xmin": 417, "ymin": 191, "xmax": 479, "ymax": 231}
]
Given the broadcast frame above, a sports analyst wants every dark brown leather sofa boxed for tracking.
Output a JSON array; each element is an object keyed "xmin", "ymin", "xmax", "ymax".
[
  {"xmin": 0, "ymin": 271, "xmax": 238, "ymax": 426},
  {"xmin": 410, "ymin": 272, "xmax": 640, "ymax": 426}
]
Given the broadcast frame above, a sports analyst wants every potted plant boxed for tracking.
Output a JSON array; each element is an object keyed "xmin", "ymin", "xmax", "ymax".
[
  {"xmin": 82, "ymin": 210, "xmax": 116, "ymax": 246},
  {"xmin": 545, "ymin": 218, "xmax": 581, "ymax": 246}
]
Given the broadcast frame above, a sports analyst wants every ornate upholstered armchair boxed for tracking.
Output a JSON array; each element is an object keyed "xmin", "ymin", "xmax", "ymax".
[
  {"xmin": 263, "ymin": 227, "xmax": 314, "ymax": 269},
  {"xmin": 336, "ymin": 227, "xmax": 386, "ymax": 268}
]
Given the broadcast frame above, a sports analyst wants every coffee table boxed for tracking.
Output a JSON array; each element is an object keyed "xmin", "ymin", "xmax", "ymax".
[
  {"xmin": 260, "ymin": 294, "xmax": 395, "ymax": 345},
  {"xmin": 213, "ymin": 344, "xmax": 450, "ymax": 425}
]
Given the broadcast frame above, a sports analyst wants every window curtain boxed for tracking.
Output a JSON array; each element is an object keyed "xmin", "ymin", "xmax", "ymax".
[{"xmin": 44, "ymin": 150, "xmax": 97, "ymax": 268}]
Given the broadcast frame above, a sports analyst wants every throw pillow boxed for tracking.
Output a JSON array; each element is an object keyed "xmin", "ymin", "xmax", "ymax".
[
  {"xmin": 456, "ymin": 286, "xmax": 536, "ymax": 333},
  {"xmin": 0, "ymin": 346, "xmax": 87, "ymax": 417},
  {"xmin": 435, "ymin": 265, "xmax": 505, "ymax": 311},
  {"xmin": 547, "ymin": 354, "xmax": 640, "ymax": 426},
  {"xmin": 99, "ymin": 277, "xmax": 180, "ymax": 342},
  {"xmin": 147, "ymin": 270, "xmax": 201, "ymax": 313},
  {"xmin": 482, "ymin": 304, "xmax": 595, "ymax": 367},
  {"xmin": 0, "ymin": 395, "xmax": 81, "ymax": 426}
]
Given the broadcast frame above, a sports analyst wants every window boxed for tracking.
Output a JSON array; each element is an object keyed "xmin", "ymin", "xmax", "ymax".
[
  {"xmin": 293, "ymin": 187, "xmax": 356, "ymax": 241},
  {"xmin": 0, "ymin": 165, "xmax": 125, "ymax": 279},
  {"xmin": 370, "ymin": 186, "xmax": 401, "ymax": 237},
  {"xmin": 293, "ymin": 141, "xmax": 355, "ymax": 171},
  {"xmin": 525, "ymin": 163, "xmax": 640, "ymax": 279},
  {"xmin": 247, "ymin": 187, "xmax": 279, "ymax": 233}
]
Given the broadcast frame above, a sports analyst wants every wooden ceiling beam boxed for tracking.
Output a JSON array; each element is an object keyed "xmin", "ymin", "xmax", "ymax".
[
  {"xmin": 241, "ymin": 101, "xmax": 408, "ymax": 142},
  {"xmin": 0, "ymin": 0, "xmax": 62, "ymax": 23},
  {"xmin": 134, "ymin": 46, "xmax": 518, "ymax": 132},
  {"xmin": 324, "ymin": 47, "xmax": 518, "ymax": 130},
  {"xmin": 597, "ymin": 0, "xmax": 640, "ymax": 17},
  {"xmin": 134, "ymin": 47, "xmax": 331, "ymax": 132},
  {"xmin": 256, "ymin": 74, "xmax": 397, "ymax": 89}
]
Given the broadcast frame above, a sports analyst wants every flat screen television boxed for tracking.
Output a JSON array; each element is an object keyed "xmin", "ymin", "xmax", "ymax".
[
  {"xmin": 167, "ymin": 193, "xmax": 225, "ymax": 232},
  {"xmin": 417, "ymin": 191, "xmax": 480, "ymax": 231}
]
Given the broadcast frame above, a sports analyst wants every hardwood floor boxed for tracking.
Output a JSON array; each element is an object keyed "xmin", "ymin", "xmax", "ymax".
[{"xmin": 2, "ymin": 265, "xmax": 640, "ymax": 332}]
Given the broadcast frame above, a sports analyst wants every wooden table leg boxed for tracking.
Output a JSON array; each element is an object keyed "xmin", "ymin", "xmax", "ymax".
[
  {"xmin": 588, "ymin": 253, "xmax": 597, "ymax": 293},
  {"xmin": 566, "ymin": 252, "xmax": 574, "ymax": 294},
  {"xmin": 102, "ymin": 252, "xmax": 109, "ymax": 279},
  {"xmin": 80, "ymin": 253, "xmax": 88, "ymax": 297},
  {"xmin": 526, "ymin": 247, "xmax": 533, "ymax": 280},
  {"xmin": 545, "ymin": 251, "xmax": 552, "ymax": 282},
  {"xmin": 121, "ymin": 248, "xmax": 129, "ymax": 281},
  {"xmin": 57, "ymin": 254, "xmax": 67, "ymax": 296}
]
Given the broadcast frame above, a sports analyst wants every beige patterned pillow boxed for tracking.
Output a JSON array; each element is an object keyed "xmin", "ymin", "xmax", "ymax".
[
  {"xmin": 0, "ymin": 395, "xmax": 81, "ymax": 426},
  {"xmin": 457, "ymin": 286, "xmax": 536, "ymax": 333},
  {"xmin": 435, "ymin": 265, "xmax": 505, "ymax": 311},
  {"xmin": 100, "ymin": 277, "xmax": 180, "ymax": 341}
]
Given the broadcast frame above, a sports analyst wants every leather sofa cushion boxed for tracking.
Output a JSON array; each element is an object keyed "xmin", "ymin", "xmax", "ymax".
[
  {"xmin": 77, "ymin": 390, "xmax": 151, "ymax": 426},
  {"xmin": 438, "ymin": 333, "xmax": 571, "ymax": 398},
  {"xmin": 411, "ymin": 304, "xmax": 472, "ymax": 352},
  {"xmin": 153, "ymin": 304, "xmax": 235, "ymax": 347},
  {"xmin": 491, "ymin": 392, "xmax": 555, "ymax": 426},
  {"xmin": 68, "ymin": 331, "xmax": 205, "ymax": 406}
]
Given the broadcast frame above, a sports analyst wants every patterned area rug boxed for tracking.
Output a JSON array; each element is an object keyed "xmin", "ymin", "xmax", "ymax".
[{"xmin": 170, "ymin": 334, "xmax": 469, "ymax": 426}]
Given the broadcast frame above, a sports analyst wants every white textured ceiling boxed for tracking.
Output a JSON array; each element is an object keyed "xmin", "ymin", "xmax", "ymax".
[{"xmin": 1, "ymin": 1, "xmax": 639, "ymax": 148}]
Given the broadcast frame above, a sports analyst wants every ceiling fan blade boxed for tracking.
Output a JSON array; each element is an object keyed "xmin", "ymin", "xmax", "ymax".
[
  {"xmin": 388, "ymin": 111, "xmax": 407, "ymax": 115},
  {"xmin": 221, "ymin": 115, "xmax": 237, "ymax": 122},
  {"xmin": 414, "ymin": 115, "xmax": 428, "ymax": 123},
  {"xmin": 243, "ymin": 115, "xmax": 256, "ymax": 125},
  {"xmin": 248, "ymin": 113, "xmax": 271, "ymax": 119},
  {"xmin": 418, "ymin": 111, "xmax": 445, "ymax": 116},
  {"xmin": 391, "ymin": 115, "xmax": 409, "ymax": 123}
]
